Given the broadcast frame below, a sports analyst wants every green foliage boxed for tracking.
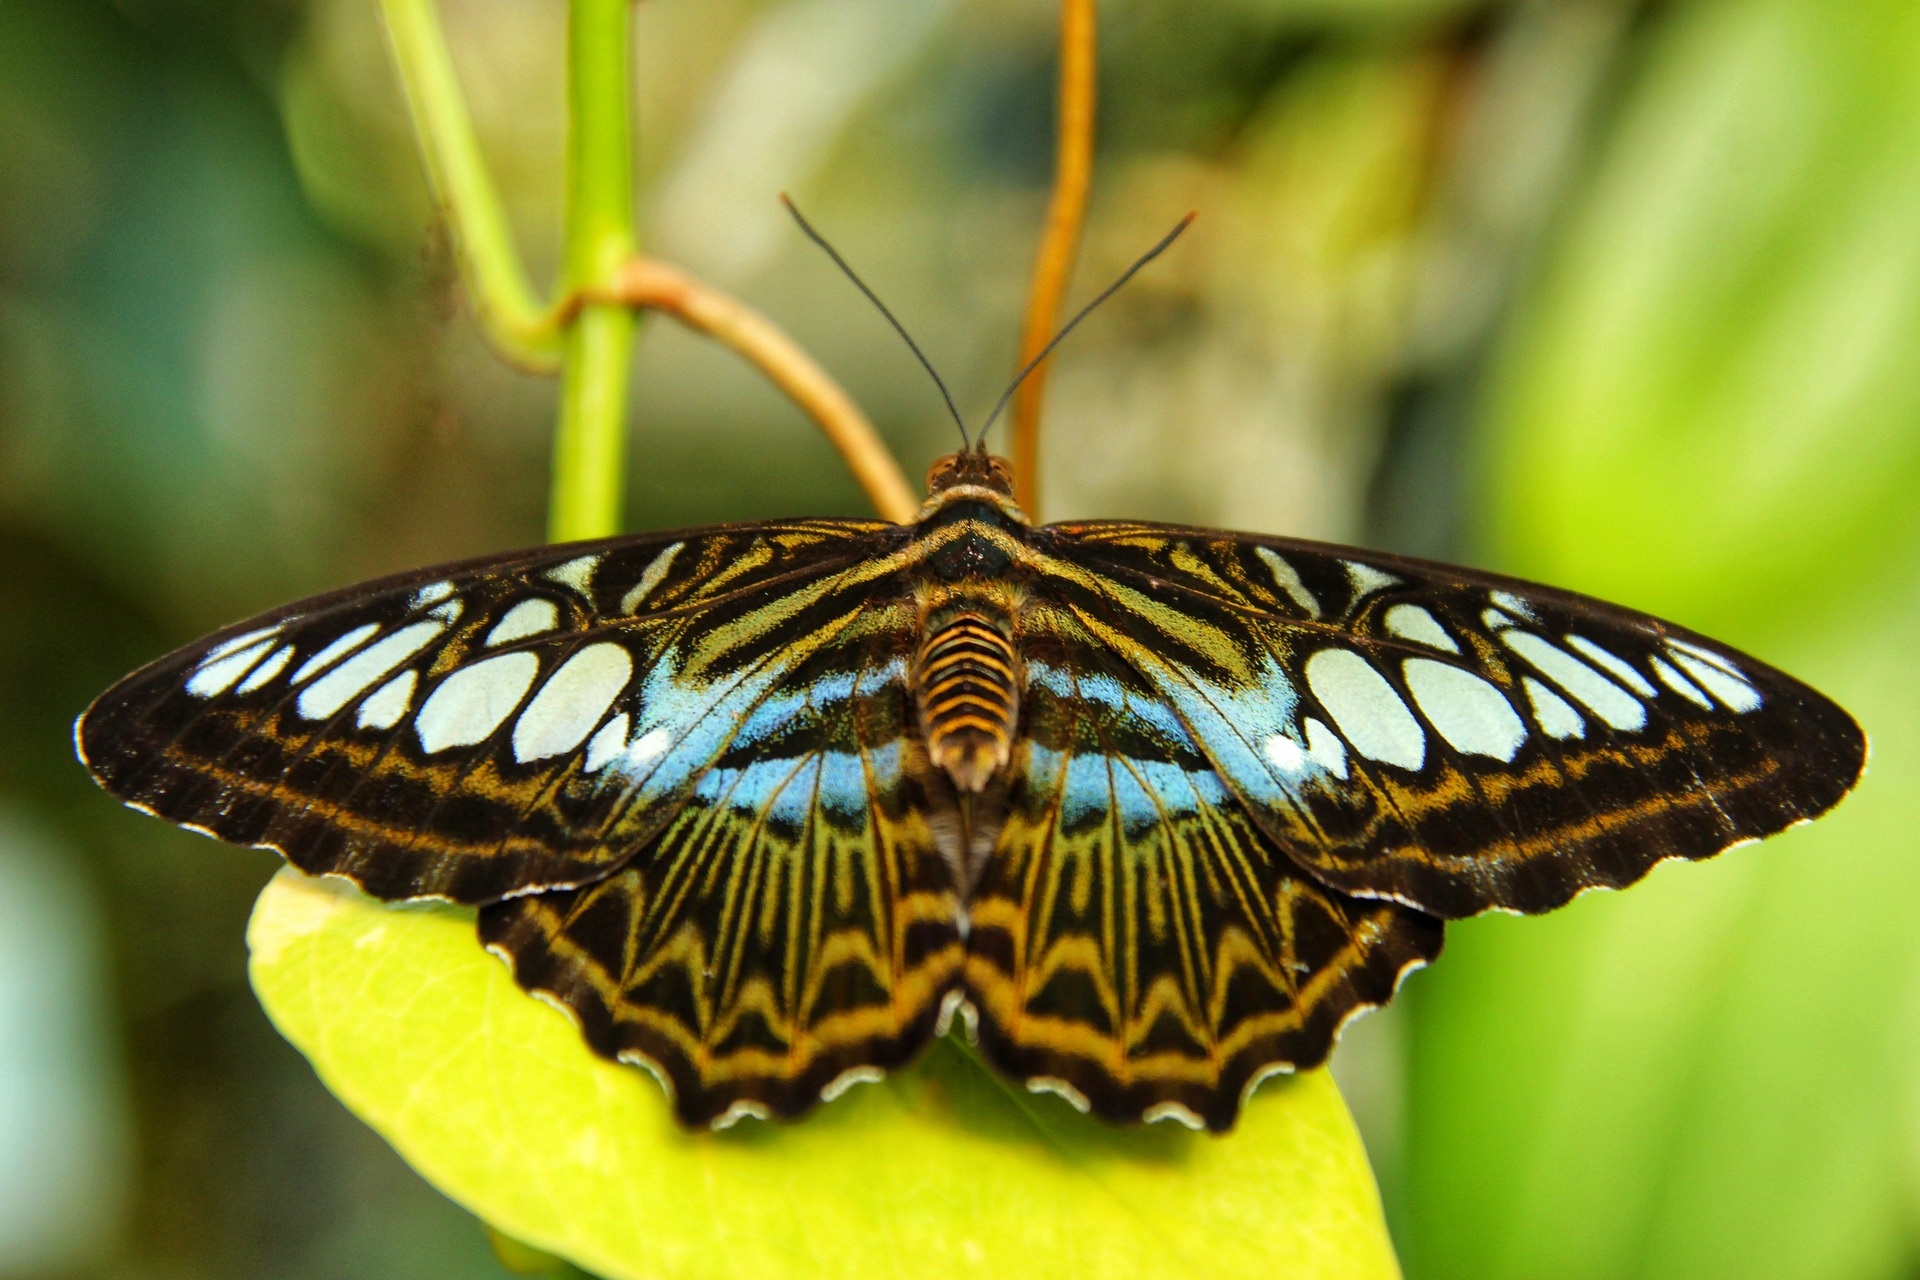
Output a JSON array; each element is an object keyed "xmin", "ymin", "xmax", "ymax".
[
  {"xmin": 248, "ymin": 868, "xmax": 1401, "ymax": 1280},
  {"xmin": 1404, "ymin": 0, "xmax": 1920, "ymax": 1276},
  {"xmin": 1483, "ymin": 0, "xmax": 1920, "ymax": 635},
  {"xmin": 14, "ymin": 0, "xmax": 1917, "ymax": 1272}
]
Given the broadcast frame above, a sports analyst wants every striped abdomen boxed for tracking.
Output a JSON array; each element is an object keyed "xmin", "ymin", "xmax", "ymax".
[{"xmin": 915, "ymin": 612, "xmax": 1019, "ymax": 792}]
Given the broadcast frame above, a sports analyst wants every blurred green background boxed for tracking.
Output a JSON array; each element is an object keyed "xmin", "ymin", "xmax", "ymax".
[{"xmin": 1, "ymin": 0, "xmax": 1916, "ymax": 1275}]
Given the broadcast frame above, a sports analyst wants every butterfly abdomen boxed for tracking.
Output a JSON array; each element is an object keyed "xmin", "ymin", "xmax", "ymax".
[{"xmin": 915, "ymin": 611, "xmax": 1019, "ymax": 793}]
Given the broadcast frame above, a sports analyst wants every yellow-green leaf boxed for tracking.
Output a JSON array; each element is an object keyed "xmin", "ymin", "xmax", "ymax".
[{"xmin": 247, "ymin": 867, "xmax": 1401, "ymax": 1280}]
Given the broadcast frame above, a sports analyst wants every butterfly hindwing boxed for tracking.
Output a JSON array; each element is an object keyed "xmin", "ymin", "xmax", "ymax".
[
  {"xmin": 1040, "ymin": 523, "xmax": 1866, "ymax": 919},
  {"xmin": 479, "ymin": 595, "xmax": 964, "ymax": 1127},
  {"xmin": 962, "ymin": 601, "xmax": 1442, "ymax": 1130},
  {"xmin": 78, "ymin": 519, "xmax": 906, "ymax": 904}
]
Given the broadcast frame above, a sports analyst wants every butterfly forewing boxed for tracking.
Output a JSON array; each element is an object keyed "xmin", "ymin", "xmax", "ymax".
[
  {"xmin": 1040, "ymin": 523, "xmax": 1866, "ymax": 920},
  {"xmin": 78, "ymin": 519, "xmax": 904, "ymax": 904}
]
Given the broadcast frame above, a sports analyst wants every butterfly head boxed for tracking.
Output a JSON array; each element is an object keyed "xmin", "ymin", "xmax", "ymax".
[
  {"xmin": 919, "ymin": 451, "xmax": 1026, "ymax": 522},
  {"xmin": 926, "ymin": 450, "xmax": 1013, "ymax": 495}
]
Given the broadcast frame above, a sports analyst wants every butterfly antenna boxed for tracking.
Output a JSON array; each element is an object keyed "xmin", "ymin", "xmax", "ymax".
[
  {"xmin": 781, "ymin": 194, "xmax": 971, "ymax": 449},
  {"xmin": 977, "ymin": 211, "xmax": 1197, "ymax": 445}
]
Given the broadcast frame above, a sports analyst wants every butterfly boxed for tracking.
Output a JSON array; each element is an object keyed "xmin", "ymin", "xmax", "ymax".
[{"xmin": 76, "ymin": 446, "xmax": 1864, "ymax": 1132}]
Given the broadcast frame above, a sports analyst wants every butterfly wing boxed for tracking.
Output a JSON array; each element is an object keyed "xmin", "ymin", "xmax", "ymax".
[
  {"xmin": 83, "ymin": 518, "xmax": 971, "ymax": 1124},
  {"xmin": 478, "ymin": 597, "xmax": 964, "ymax": 1127},
  {"xmin": 1035, "ymin": 522, "xmax": 1866, "ymax": 920},
  {"xmin": 962, "ymin": 603, "xmax": 1442, "ymax": 1130},
  {"xmin": 78, "ymin": 519, "xmax": 914, "ymax": 904}
]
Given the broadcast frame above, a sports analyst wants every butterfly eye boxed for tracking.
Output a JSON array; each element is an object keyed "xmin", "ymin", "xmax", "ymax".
[
  {"xmin": 986, "ymin": 455, "xmax": 1016, "ymax": 494},
  {"xmin": 925, "ymin": 455, "xmax": 962, "ymax": 493}
]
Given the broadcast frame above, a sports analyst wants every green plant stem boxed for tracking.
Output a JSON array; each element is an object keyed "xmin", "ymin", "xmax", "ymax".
[
  {"xmin": 550, "ymin": 0, "xmax": 640, "ymax": 543},
  {"xmin": 378, "ymin": 0, "xmax": 562, "ymax": 369}
]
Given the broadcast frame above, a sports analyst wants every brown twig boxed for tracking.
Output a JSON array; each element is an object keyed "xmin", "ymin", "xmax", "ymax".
[
  {"xmin": 1008, "ymin": 0, "xmax": 1098, "ymax": 520},
  {"xmin": 584, "ymin": 259, "xmax": 920, "ymax": 524}
]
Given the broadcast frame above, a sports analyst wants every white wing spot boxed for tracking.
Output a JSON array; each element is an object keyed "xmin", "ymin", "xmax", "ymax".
[
  {"xmin": 1344, "ymin": 560, "xmax": 1401, "ymax": 600},
  {"xmin": 821, "ymin": 1066, "xmax": 885, "ymax": 1102},
  {"xmin": 1522, "ymin": 677, "xmax": 1584, "ymax": 739},
  {"xmin": 236, "ymin": 644, "xmax": 294, "ymax": 694},
  {"xmin": 544, "ymin": 555, "xmax": 601, "ymax": 597},
  {"xmin": 583, "ymin": 713, "xmax": 631, "ymax": 773},
  {"xmin": 1305, "ymin": 649, "xmax": 1425, "ymax": 771},
  {"xmin": 1142, "ymin": 1102, "xmax": 1205, "ymax": 1129},
  {"xmin": 1263, "ymin": 733, "xmax": 1307, "ymax": 773},
  {"xmin": 291, "ymin": 624, "xmax": 380, "ymax": 684},
  {"xmin": 1566, "ymin": 635, "xmax": 1657, "ymax": 697},
  {"xmin": 429, "ymin": 598, "xmax": 464, "ymax": 625},
  {"xmin": 1651, "ymin": 656, "xmax": 1714, "ymax": 709},
  {"xmin": 620, "ymin": 542, "xmax": 685, "ymax": 614},
  {"xmin": 1384, "ymin": 603, "xmax": 1459, "ymax": 653},
  {"xmin": 623, "ymin": 726, "xmax": 673, "ymax": 768},
  {"xmin": 613, "ymin": 1048, "xmax": 672, "ymax": 1092},
  {"xmin": 411, "ymin": 581, "xmax": 455, "ymax": 608},
  {"xmin": 200, "ymin": 626, "xmax": 281, "ymax": 665},
  {"xmin": 1026, "ymin": 1077, "xmax": 1092, "ymax": 1113},
  {"xmin": 356, "ymin": 670, "xmax": 419, "ymax": 730},
  {"xmin": 486, "ymin": 599, "xmax": 559, "ymax": 648},
  {"xmin": 1304, "ymin": 717, "xmax": 1349, "ymax": 778},
  {"xmin": 1403, "ymin": 659, "xmax": 1526, "ymax": 761},
  {"xmin": 415, "ymin": 653, "xmax": 541, "ymax": 752},
  {"xmin": 1242, "ymin": 1063, "xmax": 1297, "ymax": 1109},
  {"xmin": 711, "ymin": 1100, "xmax": 772, "ymax": 1131},
  {"xmin": 1668, "ymin": 650, "xmax": 1762, "ymax": 713},
  {"xmin": 1255, "ymin": 547, "xmax": 1320, "ymax": 619},
  {"xmin": 513, "ymin": 643, "xmax": 634, "ymax": 763},
  {"xmin": 1666, "ymin": 637, "xmax": 1742, "ymax": 676},
  {"xmin": 298, "ymin": 621, "xmax": 447, "ymax": 721},
  {"xmin": 1481, "ymin": 607, "xmax": 1519, "ymax": 631},
  {"xmin": 1502, "ymin": 632, "xmax": 1645, "ymax": 731},
  {"xmin": 936, "ymin": 990, "xmax": 977, "ymax": 1038},
  {"xmin": 1490, "ymin": 590, "xmax": 1539, "ymax": 621},
  {"xmin": 185, "ymin": 641, "xmax": 274, "ymax": 697}
]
